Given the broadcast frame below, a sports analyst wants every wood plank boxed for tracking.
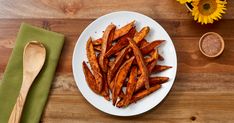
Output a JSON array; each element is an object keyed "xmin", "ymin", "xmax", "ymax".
[
  {"xmin": 41, "ymin": 91, "xmax": 234, "ymax": 123},
  {"xmin": 1, "ymin": 19, "xmax": 234, "ymax": 38},
  {"xmin": 0, "ymin": 0, "xmax": 233, "ymax": 20},
  {"xmin": 1, "ymin": 19, "xmax": 234, "ymax": 74}
]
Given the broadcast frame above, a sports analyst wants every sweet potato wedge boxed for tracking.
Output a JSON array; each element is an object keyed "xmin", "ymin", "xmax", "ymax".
[
  {"xmin": 138, "ymin": 39, "xmax": 148, "ymax": 48},
  {"xmin": 82, "ymin": 61, "xmax": 99, "ymax": 94},
  {"xmin": 139, "ymin": 39, "xmax": 163, "ymax": 61},
  {"xmin": 151, "ymin": 65, "xmax": 172, "ymax": 73},
  {"xmin": 92, "ymin": 20, "xmax": 135, "ymax": 46},
  {"xmin": 149, "ymin": 77, "xmax": 169, "ymax": 85},
  {"xmin": 140, "ymin": 40, "xmax": 165, "ymax": 55},
  {"xmin": 150, "ymin": 49, "xmax": 159, "ymax": 60},
  {"xmin": 113, "ymin": 20, "xmax": 135, "ymax": 40},
  {"xmin": 135, "ymin": 59, "xmax": 157, "ymax": 92},
  {"xmin": 93, "ymin": 38, "xmax": 103, "ymax": 46},
  {"xmin": 108, "ymin": 60, "xmax": 114, "ymax": 67},
  {"xmin": 128, "ymin": 38, "xmax": 150, "ymax": 89},
  {"xmin": 132, "ymin": 84, "xmax": 161, "ymax": 102},
  {"xmin": 107, "ymin": 47, "xmax": 129, "ymax": 85},
  {"xmin": 142, "ymin": 49, "xmax": 158, "ymax": 65},
  {"xmin": 105, "ymin": 27, "xmax": 136, "ymax": 57},
  {"xmin": 124, "ymin": 66, "xmax": 138, "ymax": 106},
  {"xmin": 112, "ymin": 56, "xmax": 135, "ymax": 105},
  {"xmin": 109, "ymin": 80, "xmax": 125, "ymax": 99},
  {"xmin": 144, "ymin": 57, "xmax": 154, "ymax": 64},
  {"xmin": 94, "ymin": 45, "xmax": 102, "ymax": 52},
  {"xmin": 99, "ymin": 24, "xmax": 116, "ymax": 73},
  {"xmin": 133, "ymin": 26, "xmax": 150, "ymax": 43},
  {"xmin": 158, "ymin": 54, "xmax": 164, "ymax": 61},
  {"xmin": 138, "ymin": 50, "xmax": 159, "ymax": 75},
  {"xmin": 122, "ymin": 76, "xmax": 169, "ymax": 88},
  {"xmin": 101, "ymin": 73, "xmax": 110, "ymax": 101},
  {"xmin": 86, "ymin": 38, "xmax": 103, "ymax": 93},
  {"xmin": 134, "ymin": 76, "xmax": 145, "ymax": 92},
  {"xmin": 117, "ymin": 84, "xmax": 161, "ymax": 108},
  {"xmin": 83, "ymin": 61, "xmax": 111, "ymax": 100}
]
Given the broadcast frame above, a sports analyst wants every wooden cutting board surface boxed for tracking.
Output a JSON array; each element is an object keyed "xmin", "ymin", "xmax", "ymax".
[{"xmin": 0, "ymin": 0, "xmax": 234, "ymax": 122}]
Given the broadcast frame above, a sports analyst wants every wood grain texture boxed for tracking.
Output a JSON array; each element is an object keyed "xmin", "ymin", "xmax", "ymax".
[
  {"xmin": 0, "ymin": 0, "xmax": 234, "ymax": 122},
  {"xmin": 0, "ymin": 0, "xmax": 233, "ymax": 19}
]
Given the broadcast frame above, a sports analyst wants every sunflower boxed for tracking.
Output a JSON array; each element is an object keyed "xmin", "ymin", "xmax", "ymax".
[
  {"xmin": 177, "ymin": 0, "xmax": 192, "ymax": 4},
  {"xmin": 191, "ymin": 0, "xmax": 227, "ymax": 24}
]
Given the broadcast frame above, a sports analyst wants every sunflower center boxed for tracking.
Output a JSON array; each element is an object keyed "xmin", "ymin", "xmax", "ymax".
[
  {"xmin": 203, "ymin": 3, "xmax": 210, "ymax": 10},
  {"xmin": 198, "ymin": 0, "xmax": 217, "ymax": 15}
]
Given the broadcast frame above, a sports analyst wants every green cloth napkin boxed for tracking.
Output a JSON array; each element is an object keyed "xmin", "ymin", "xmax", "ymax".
[{"xmin": 0, "ymin": 23, "xmax": 64, "ymax": 123}]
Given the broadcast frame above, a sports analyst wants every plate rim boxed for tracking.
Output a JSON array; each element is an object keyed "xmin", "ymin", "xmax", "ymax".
[{"xmin": 72, "ymin": 11, "xmax": 177, "ymax": 116}]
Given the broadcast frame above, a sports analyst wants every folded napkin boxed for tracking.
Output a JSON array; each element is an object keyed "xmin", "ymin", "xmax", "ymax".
[{"xmin": 0, "ymin": 23, "xmax": 64, "ymax": 123}]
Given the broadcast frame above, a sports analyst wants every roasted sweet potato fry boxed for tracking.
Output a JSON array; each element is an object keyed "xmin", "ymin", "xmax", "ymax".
[
  {"xmin": 105, "ymin": 27, "xmax": 136, "ymax": 57},
  {"xmin": 139, "ymin": 39, "xmax": 148, "ymax": 48},
  {"xmin": 83, "ymin": 61, "xmax": 111, "ymax": 100},
  {"xmin": 142, "ymin": 50, "xmax": 158, "ymax": 65},
  {"xmin": 141, "ymin": 39, "xmax": 164, "ymax": 61},
  {"xmin": 112, "ymin": 56, "xmax": 135, "ymax": 105},
  {"xmin": 128, "ymin": 38, "xmax": 150, "ymax": 89},
  {"xmin": 94, "ymin": 45, "xmax": 102, "ymax": 52},
  {"xmin": 150, "ymin": 49, "xmax": 159, "ymax": 60},
  {"xmin": 109, "ymin": 80, "xmax": 125, "ymax": 98},
  {"xmin": 93, "ymin": 38, "xmax": 103, "ymax": 46},
  {"xmin": 124, "ymin": 66, "xmax": 138, "ymax": 106},
  {"xmin": 122, "ymin": 76, "xmax": 169, "ymax": 88},
  {"xmin": 113, "ymin": 20, "xmax": 135, "ymax": 40},
  {"xmin": 101, "ymin": 91, "xmax": 110, "ymax": 101},
  {"xmin": 117, "ymin": 84, "xmax": 161, "ymax": 108},
  {"xmin": 92, "ymin": 21, "xmax": 135, "ymax": 45},
  {"xmin": 147, "ymin": 59, "xmax": 157, "ymax": 73},
  {"xmin": 151, "ymin": 65, "xmax": 172, "ymax": 73},
  {"xmin": 108, "ymin": 60, "xmax": 114, "ymax": 67},
  {"xmin": 133, "ymin": 26, "xmax": 150, "ymax": 43},
  {"xmin": 139, "ymin": 39, "xmax": 163, "ymax": 61},
  {"xmin": 132, "ymin": 84, "xmax": 161, "ymax": 102},
  {"xmin": 99, "ymin": 24, "xmax": 116, "ymax": 73},
  {"xmin": 144, "ymin": 57, "xmax": 154, "ymax": 64},
  {"xmin": 86, "ymin": 38, "xmax": 103, "ymax": 92},
  {"xmin": 158, "ymin": 54, "xmax": 164, "ymax": 61},
  {"xmin": 82, "ymin": 61, "xmax": 99, "ymax": 94},
  {"xmin": 135, "ymin": 59, "xmax": 157, "ymax": 92},
  {"xmin": 101, "ymin": 73, "xmax": 110, "ymax": 101},
  {"xmin": 107, "ymin": 47, "xmax": 129, "ymax": 85},
  {"xmin": 116, "ymin": 99, "xmax": 125, "ymax": 108},
  {"xmin": 134, "ymin": 76, "xmax": 145, "ymax": 92},
  {"xmin": 140, "ymin": 40, "xmax": 165, "ymax": 55},
  {"xmin": 149, "ymin": 77, "xmax": 169, "ymax": 85},
  {"xmin": 138, "ymin": 50, "xmax": 158, "ymax": 75}
]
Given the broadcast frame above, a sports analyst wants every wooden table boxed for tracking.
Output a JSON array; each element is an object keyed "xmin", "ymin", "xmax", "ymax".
[{"xmin": 1, "ymin": 0, "xmax": 234, "ymax": 122}]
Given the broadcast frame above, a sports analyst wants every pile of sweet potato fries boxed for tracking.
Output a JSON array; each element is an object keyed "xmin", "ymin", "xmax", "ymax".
[{"xmin": 82, "ymin": 20, "xmax": 172, "ymax": 108}]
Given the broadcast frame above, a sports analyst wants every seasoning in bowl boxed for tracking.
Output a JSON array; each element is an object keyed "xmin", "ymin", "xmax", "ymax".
[{"xmin": 199, "ymin": 32, "xmax": 224, "ymax": 57}]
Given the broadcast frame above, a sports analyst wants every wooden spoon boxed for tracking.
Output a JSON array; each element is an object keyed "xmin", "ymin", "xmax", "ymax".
[{"xmin": 8, "ymin": 41, "xmax": 46, "ymax": 123}]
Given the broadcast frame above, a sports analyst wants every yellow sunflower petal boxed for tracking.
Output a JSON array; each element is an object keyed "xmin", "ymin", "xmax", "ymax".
[
  {"xmin": 191, "ymin": 0, "xmax": 227, "ymax": 24},
  {"xmin": 177, "ymin": 0, "xmax": 192, "ymax": 4}
]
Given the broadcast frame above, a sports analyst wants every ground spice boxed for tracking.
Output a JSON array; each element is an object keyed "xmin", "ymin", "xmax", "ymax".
[{"xmin": 201, "ymin": 34, "xmax": 222, "ymax": 56}]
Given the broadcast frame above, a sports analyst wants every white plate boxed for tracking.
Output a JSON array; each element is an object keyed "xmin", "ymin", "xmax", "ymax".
[{"xmin": 72, "ymin": 11, "xmax": 177, "ymax": 116}]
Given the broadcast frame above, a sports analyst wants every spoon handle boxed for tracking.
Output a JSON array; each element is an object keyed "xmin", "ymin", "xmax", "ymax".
[
  {"xmin": 8, "ymin": 78, "xmax": 31, "ymax": 123},
  {"xmin": 8, "ymin": 92, "xmax": 26, "ymax": 123}
]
